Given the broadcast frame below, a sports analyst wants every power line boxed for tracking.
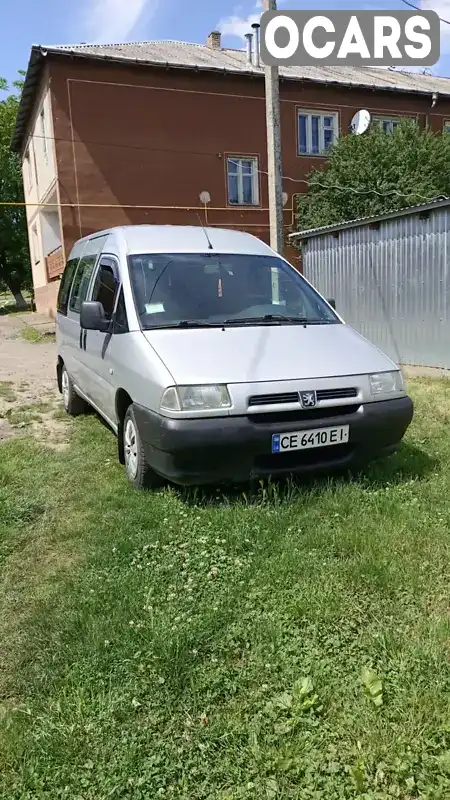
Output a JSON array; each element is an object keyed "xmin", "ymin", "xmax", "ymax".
[
  {"xmin": 0, "ymin": 176, "xmax": 434, "ymax": 209},
  {"xmin": 22, "ymin": 132, "xmax": 437, "ymax": 203},
  {"xmin": 227, "ymin": 158, "xmax": 433, "ymax": 201},
  {"xmin": 11, "ymin": 141, "xmax": 436, "ymax": 215},
  {"xmin": 26, "ymin": 131, "xmax": 220, "ymax": 159},
  {"xmin": 400, "ymin": 0, "xmax": 450, "ymax": 25},
  {"xmin": 26, "ymin": 124, "xmax": 444, "ymax": 204}
]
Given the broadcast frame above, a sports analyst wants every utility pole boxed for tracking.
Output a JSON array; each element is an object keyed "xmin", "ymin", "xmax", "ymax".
[{"xmin": 262, "ymin": 0, "xmax": 284, "ymax": 256}]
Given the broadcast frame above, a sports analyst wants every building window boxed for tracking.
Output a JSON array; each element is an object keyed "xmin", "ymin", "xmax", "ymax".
[
  {"xmin": 32, "ymin": 143, "xmax": 39, "ymax": 191},
  {"xmin": 297, "ymin": 111, "xmax": 338, "ymax": 155},
  {"xmin": 32, "ymin": 224, "xmax": 40, "ymax": 264},
  {"xmin": 373, "ymin": 116, "xmax": 413, "ymax": 134},
  {"xmin": 24, "ymin": 148, "xmax": 32, "ymax": 191},
  {"xmin": 227, "ymin": 156, "xmax": 259, "ymax": 205},
  {"xmin": 375, "ymin": 117, "xmax": 400, "ymax": 134},
  {"xmin": 40, "ymin": 109, "xmax": 48, "ymax": 164}
]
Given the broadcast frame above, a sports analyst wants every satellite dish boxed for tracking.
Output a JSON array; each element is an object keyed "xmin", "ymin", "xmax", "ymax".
[
  {"xmin": 349, "ymin": 109, "xmax": 371, "ymax": 135},
  {"xmin": 282, "ymin": 192, "xmax": 288, "ymax": 207},
  {"xmin": 199, "ymin": 191, "xmax": 211, "ymax": 204}
]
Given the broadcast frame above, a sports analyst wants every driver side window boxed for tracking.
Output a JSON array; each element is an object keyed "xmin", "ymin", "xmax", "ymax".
[{"xmin": 91, "ymin": 259, "xmax": 118, "ymax": 320}]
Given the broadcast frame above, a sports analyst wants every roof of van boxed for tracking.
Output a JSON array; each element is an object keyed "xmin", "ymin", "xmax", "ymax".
[{"xmin": 82, "ymin": 225, "xmax": 275, "ymax": 256}]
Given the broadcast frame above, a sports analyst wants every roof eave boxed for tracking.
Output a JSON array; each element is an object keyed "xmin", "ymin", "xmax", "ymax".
[
  {"xmin": 21, "ymin": 46, "xmax": 450, "ymax": 95},
  {"xmin": 12, "ymin": 45, "xmax": 450, "ymax": 154},
  {"xmin": 38, "ymin": 48, "xmax": 450, "ymax": 99},
  {"xmin": 11, "ymin": 46, "xmax": 47, "ymax": 153}
]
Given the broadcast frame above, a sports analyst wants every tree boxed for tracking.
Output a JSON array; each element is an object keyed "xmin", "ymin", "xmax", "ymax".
[
  {"xmin": 0, "ymin": 72, "xmax": 31, "ymax": 309},
  {"xmin": 296, "ymin": 120, "xmax": 450, "ymax": 233}
]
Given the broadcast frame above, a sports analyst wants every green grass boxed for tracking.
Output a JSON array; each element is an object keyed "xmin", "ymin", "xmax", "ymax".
[
  {"xmin": 52, "ymin": 405, "xmax": 70, "ymax": 421},
  {"xmin": 0, "ymin": 379, "xmax": 450, "ymax": 799},
  {"xmin": 19, "ymin": 327, "xmax": 55, "ymax": 344},
  {"xmin": 0, "ymin": 403, "xmax": 52, "ymax": 428}
]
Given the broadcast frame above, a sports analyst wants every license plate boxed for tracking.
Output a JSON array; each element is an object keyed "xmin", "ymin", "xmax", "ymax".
[{"xmin": 272, "ymin": 425, "xmax": 349, "ymax": 453}]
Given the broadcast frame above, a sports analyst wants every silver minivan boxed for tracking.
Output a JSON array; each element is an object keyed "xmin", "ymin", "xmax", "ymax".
[{"xmin": 56, "ymin": 225, "xmax": 413, "ymax": 488}]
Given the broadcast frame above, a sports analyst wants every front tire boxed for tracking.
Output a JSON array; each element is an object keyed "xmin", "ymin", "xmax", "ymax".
[
  {"xmin": 123, "ymin": 405, "xmax": 164, "ymax": 489},
  {"xmin": 61, "ymin": 365, "xmax": 87, "ymax": 416}
]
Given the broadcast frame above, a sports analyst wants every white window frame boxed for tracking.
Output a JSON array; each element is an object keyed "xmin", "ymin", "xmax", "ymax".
[
  {"xmin": 24, "ymin": 148, "xmax": 32, "ymax": 191},
  {"xmin": 31, "ymin": 142, "xmax": 39, "ymax": 191},
  {"xmin": 226, "ymin": 156, "xmax": 259, "ymax": 206},
  {"xmin": 40, "ymin": 108, "xmax": 48, "ymax": 164},
  {"xmin": 32, "ymin": 224, "xmax": 40, "ymax": 264},
  {"xmin": 297, "ymin": 110, "xmax": 338, "ymax": 156},
  {"xmin": 373, "ymin": 115, "xmax": 412, "ymax": 134}
]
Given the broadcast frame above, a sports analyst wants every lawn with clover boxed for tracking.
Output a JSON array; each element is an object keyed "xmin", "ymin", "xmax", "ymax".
[{"xmin": 0, "ymin": 378, "xmax": 450, "ymax": 799}]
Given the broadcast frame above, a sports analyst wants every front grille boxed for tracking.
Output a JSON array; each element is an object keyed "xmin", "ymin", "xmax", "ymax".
[
  {"xmin": 248, "ymin": 405, "xmax": 360, "ymax": 424},
  {"xmin": 248, "ymin": 387, "xmax": 357, "ymax": 407},
  {"xmin": 316, "ymin": 388, "xmax": 357, "ymax": 401},
  {"xmin": 254, "ymin": 444, "xmax": 353, "ymax": 471},
  {"xmin": 248, "ymin": 392, "xmax": 298, "ymax": 406}
]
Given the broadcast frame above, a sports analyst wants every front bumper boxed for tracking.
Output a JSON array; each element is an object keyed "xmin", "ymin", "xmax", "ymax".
[{"xmin": 133, "ymin": 396, "xmax": 414, "ymax": 486}]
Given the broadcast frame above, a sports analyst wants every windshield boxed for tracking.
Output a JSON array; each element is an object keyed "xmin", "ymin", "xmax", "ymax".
[{"xmin": 127, "ymin": 253, "xmax": 339, "ymax": 329}]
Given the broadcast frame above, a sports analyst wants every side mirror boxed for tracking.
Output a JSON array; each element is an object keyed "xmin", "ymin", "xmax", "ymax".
[
  {"xmin": 327, "ymin": 298, "xmax": 336, "ymax": 310},
  {"xmin": 80, "ymin": 301, "xmax": 109, "ymax": 331}
]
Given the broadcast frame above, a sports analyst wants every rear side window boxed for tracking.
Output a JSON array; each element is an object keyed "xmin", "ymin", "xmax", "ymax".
[
  {"xmin": 68, "ymin": 255, "xmax": 97, "ymax": 314},
  {"xmin": 57, "ymin": 258, "xmax": 79, "ymax": 316}
]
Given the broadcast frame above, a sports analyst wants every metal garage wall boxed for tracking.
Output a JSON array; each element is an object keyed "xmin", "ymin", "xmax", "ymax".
[{"xmin": 302, "ymin": 207, "xmax": 450, "ymax": 369}]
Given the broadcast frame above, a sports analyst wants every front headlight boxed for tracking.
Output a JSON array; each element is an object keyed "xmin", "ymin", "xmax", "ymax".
[
  {"xmin": 369, "ymin": 370, "xmax": 404, "ymax": 395},
  {"xmin": 160, "ymin": 384, "xmax": 231, "ymax": 411}
]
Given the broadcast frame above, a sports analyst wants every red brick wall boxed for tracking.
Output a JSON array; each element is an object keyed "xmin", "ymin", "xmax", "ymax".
[{"xmin": 47, "ymin": 56, "xmax": 450, "ymax": 258}]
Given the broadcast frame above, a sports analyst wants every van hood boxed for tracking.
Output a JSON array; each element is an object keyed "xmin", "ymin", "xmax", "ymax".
[{"xmin": 143, "ymin": 324, "xmax": 397, "ymax": 385}]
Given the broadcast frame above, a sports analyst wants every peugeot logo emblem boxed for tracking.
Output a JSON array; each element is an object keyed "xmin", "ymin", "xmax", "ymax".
[{"xmin": 299, "ymin": 390, "xmax": 316, "ymax": 408}]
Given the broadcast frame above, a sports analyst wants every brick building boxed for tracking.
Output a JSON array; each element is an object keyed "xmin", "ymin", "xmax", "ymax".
[{"xmin": 12, "ymin": 30, "xmax": 450, "ymax": 314}]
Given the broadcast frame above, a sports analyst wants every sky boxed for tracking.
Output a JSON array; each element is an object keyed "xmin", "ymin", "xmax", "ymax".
[{"xmin": 1, "ymin": 0, "xmax": 450, "ymax": 91}]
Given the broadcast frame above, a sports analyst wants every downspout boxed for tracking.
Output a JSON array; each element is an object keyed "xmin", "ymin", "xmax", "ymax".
[{"xmin": 428, "ymin": 92, "xmax": 439, "ymax": 130}]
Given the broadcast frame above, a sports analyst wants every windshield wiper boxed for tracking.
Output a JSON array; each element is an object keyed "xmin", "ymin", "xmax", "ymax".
[
  {"xmin": 222, "ymin": 315, "xmax": 331, "ymax": 325},
  {"xmin": 145, "ymin": 316, "xmax": 336, "ymax": 330},
  {"xmin": 146, "ymin": 319, "xmax": 221, "ymax": 329}
]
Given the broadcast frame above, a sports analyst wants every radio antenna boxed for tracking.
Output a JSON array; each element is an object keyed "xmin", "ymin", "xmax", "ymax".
[{"xmin": 196, "ymin": 213, "xmax": 214, "ymax": 250}]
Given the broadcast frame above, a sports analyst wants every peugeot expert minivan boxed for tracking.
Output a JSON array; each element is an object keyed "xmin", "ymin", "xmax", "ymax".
[{"xmin": 55, "ymin": 225, "xmax": 413, "ymax": 488}]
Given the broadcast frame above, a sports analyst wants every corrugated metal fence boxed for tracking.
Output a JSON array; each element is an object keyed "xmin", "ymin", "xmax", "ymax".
[{"xmin": 302, "ymin": 207, "xmax": 450, "ymax": 369}]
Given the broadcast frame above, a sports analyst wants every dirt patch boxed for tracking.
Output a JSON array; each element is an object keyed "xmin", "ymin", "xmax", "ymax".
[
  {"xmin": 404, "ymin": 364, "xmax": 450, "ymax": 380},
  {"xmin": 0, "ymin": 417, "xmax": 17, "ymax": 443},
  {"xmin": 0, "ymin": 313, "xmax": 70, "ymax": 448}
]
